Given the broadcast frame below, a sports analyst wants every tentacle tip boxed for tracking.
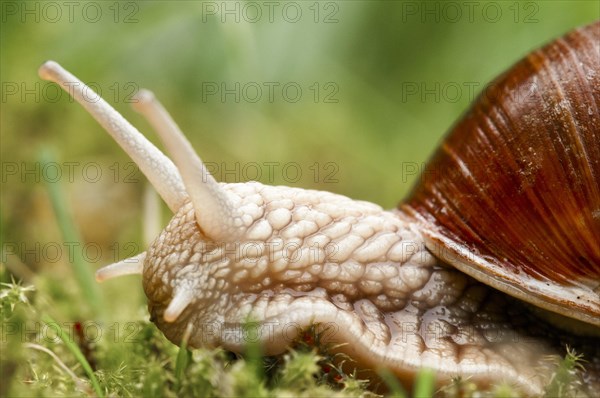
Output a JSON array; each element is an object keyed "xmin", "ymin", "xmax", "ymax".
[
  {"xmin": 94, "ymin": 270, "xmax": 106, "ymax": 283},
  {"xmin": 38, "ymin": 60, "xmax": 60, "ymax": 81},
  {"xmin": 93, "ymin": 253, "xmax": 145, "ymax": 283},
  {"xmin": 132, "ymin": 89, "xmax": 156, "ymax": 111},
  {"xmin": 163, "ymin": 311, "xmax": 179, "ymax": 323},
  {"xmin": 163, "ymin": 290, "xmax": 192, "ymax": 323},
  {"xmin": 94, "ymin": 267, "xmax": 116, "ymax": 283}
]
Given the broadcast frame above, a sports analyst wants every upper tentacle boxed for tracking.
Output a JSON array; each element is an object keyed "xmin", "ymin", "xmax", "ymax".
[
  {"xmin": 132, "ymin": 90, "xmax": 247, "ymax": 242},
  {"xmin": 38, "ymin": 61, "xmax": 187, "ymax": 213}
]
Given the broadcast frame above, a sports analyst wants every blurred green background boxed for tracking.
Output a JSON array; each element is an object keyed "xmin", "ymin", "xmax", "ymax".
[{"xmin": 1, "ymin": 1, "xmax": 598, "ymax": 319}]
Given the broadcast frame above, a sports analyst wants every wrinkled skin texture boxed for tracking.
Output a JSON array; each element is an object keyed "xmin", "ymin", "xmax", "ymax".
[{"xmin": 144, "ymin": 182, "xmax": 599, "ymax": 396}]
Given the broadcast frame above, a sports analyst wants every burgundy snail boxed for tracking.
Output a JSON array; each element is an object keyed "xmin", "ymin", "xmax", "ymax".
[{"xmin": 39, "ymin": 21, "xmax": 599, "ymax": 396}]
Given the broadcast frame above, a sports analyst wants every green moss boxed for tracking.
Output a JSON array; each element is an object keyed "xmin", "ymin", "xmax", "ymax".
[
  {"xmin": 1, "ymin": 267, "xmax": 594, "ymax": 398},
  {"xmin": 545, "ymin": 348, "xmax": 587, "ymax": 398},
  {"xmin": 0, "ymin": 277, "xmax": 35, "ymax": 320}
]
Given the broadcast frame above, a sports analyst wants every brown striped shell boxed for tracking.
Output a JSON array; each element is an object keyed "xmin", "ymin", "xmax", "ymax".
[{"xmin": 403, "ymin": 20, "xmax": 600, "ymax": 327}]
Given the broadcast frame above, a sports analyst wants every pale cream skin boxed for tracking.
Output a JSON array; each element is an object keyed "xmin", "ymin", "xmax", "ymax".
[{"xmin": 39, "ymin": 61, "xmax": 598, "ymax": 396}]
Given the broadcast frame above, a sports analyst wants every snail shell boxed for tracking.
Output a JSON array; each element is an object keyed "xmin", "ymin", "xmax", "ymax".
[
  {"xmin": 404, "ymin": 20, "xmax": 600, "ymax": 326},
  {"xmin": 39, "ymin": 20, "xmax": 600, "ymax": 396}
]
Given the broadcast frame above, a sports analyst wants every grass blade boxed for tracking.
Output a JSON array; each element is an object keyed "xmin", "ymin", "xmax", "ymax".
[
  {"xmin": 376, "ymin": 367, "xmax": 407, "ymax": 398},
  {"xmin": 38, "ymin": 148, "xmax": 103, "ymax": 316},
  {"xmin": 42, "ymin": 314, "xmax": 104, "ymax": 397},
  {"xmin": 174, "ymin": 323, "xmax": 193, "ymax": 391},
  {"xmin": 413, "ymin": 368, "xmax": 436, "ymax": 398}
]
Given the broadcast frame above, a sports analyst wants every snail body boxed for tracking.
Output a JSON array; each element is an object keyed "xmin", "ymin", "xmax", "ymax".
[{"xmin": 39, "ymin": 21, "xmax": 600, "ymax": 396}]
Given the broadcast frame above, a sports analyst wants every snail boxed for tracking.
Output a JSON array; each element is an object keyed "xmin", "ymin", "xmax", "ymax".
[{"xmin": 38, "ymin": 20, "xmax": 599, "ymax": 396}]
